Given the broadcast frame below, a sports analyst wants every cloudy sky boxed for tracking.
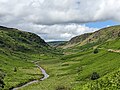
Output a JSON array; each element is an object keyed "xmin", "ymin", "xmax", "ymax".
[{"xmin": 0, "ymin": 0, "xmax": 120, "ymax": 41}]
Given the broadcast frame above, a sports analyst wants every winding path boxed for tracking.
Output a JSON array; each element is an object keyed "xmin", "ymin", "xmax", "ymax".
[{"xmin": 12, "ymin": 64, "xmax": 49, "ymax": 90}]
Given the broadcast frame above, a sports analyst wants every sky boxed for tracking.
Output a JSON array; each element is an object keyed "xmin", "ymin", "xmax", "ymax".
[{"xmin": 0, "ymin": 0, "xmax": 120, "ymax": 41}]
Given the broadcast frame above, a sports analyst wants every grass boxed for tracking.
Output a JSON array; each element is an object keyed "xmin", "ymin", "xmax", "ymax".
[
  {"xmin": 1, "ymin": 25, "xmax": 120, "ymax": 90},
  {"xmin": 81, "ymin": 69, "xmax": 120, "ymax": 90},
  {"xmin": 0, "ymin": 70, "xmax": 5, "ymax": 89},
  {"xmin": 99, "ymin": 38, "xmax": 120, "ymax": 49},
  {"xmin": 18, "ymin": 48, "xmax": 120, "ymax": 90},
  {"xmin": 1, "ymin": 40, "xmax": 120, "ymax": 90},
  {"xmin": 0, "ymin": 51, "xmax": 43, "ymax": 90},
  {"xmin": 0, "ymin": 26, "xmax": 61, "ymax": 90},
  {"xmin": 19, "ymin": 58, "xmax": 74, "ymax": 90}
]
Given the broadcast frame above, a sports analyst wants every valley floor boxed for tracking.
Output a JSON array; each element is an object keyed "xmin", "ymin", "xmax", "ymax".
[
  {"xmin": 12, "ymin": 63, "xmax": 49, "ymax": 90},
  {"xmin": 0, "ymin": 47, "xmax": 120, "ymax": 90},
  {"xmin": 10, "ymin": 48, "xmax": 120, "ymax": 90}
]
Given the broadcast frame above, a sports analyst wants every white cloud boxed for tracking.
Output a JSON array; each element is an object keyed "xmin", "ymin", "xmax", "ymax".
[
  {"xmin": 0, "ymin": 0, "xmax": 119, "ymax": 41},
  {"xmin": 15, "ymin": 23, "xmax": 98, "ymax": 41},
  {"xmin": 0, "ymin": 0, "xmax": 120, "ymax": 25}
]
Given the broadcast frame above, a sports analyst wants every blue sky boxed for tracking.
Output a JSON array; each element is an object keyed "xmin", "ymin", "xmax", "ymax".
[{"xmin": 86, "ymin": 20, "xmax": 120, "ymax": 28}]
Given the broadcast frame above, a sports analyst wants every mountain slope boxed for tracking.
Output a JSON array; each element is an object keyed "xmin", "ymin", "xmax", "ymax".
[
  {"xmin": 60, "ymin": 25, "xmax": 120, "ymax": 49},
  {"xmin": 0, "ymin": 26, "xmax": 60, "ymax": 89},
  {"xmin": 1, "ymin": 25, "xmax": 120, "ymax": 90},
  {"xmin": 0, "ymin": 26, "xmax": 49, "ymax": 53},
  {"xmin": 66, "ymin": 33, "xmax": 92, "ymax": 45},
  {"xmin": 82, "ymin": 69, "xmax": 120, "ymax": 90},
  {"xmin": 19, "ymin": 25, "xmax": 120, "ymax": 90}
]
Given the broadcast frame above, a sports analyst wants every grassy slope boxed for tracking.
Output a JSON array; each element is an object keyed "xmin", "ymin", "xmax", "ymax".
[
  {"xmin": 61, "ymin": 25, "xmax": 120, "ymax": 49},
  {"xmin": 1, "ymin": 25, "xmax": 120, "ymax": 90},
  {"xmin": 0, "ymin": 26, "xmax": 60, "ymax": 89},
  {"xmin": 83, "ymin": 69, "xmax": 120, "ymax": 90},
  {"xmin": 21, "ymin": 26, "xmax": 120, "ymax": 90},
  {"xmin": 0, "ymin": 26, "xmax": 50, "ymax": 53},
  {"xmin": 99, "ymin": 38, "xmax": 120, "ymax": 49},
  {"xmin": 20, "ymin": 46, "xmax": 120, "ymax": 90},
  {"xmin": 0, "ymin": 52, "xmax": 44, "ymax": 90}
]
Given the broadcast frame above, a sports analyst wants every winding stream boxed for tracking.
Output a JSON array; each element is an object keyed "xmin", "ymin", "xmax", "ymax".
[{"xmin": 12, "ymin": 64, "xmax": 49, "ymax": 90}]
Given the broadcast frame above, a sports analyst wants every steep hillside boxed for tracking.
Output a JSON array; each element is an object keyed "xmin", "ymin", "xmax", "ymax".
[
  {"xmin": 0, "ymin": 26, "xmax": 49, "ymax": 53},
  {"xmin": 82, "ymin": 69, "xmax": 120, "ymax": 90},
  {"xmin": 0, "ymin": 26, "xmax": 60, "ymax": 90},
  {"xmin": 66, "ymin": 33, "xmax": 92, "ymax": 45},
  {"xmin": 60, "ymin": 25, "xmax": 120, "ymax": 50}
]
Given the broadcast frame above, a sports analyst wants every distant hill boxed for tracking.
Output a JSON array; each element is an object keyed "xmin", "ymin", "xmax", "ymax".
[
  {"xmin": 0, "ymin": 26, "xmax": 50, "ymax": 53},
  {"xmin": 60, "ymin": 25, "xmax": 120, "ymax": 49},
  {"xmin": 47, "ymin": 41, "xmax": 67, "ymax": 47}
]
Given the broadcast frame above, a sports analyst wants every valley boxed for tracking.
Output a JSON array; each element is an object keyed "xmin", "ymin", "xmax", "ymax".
[{"xmin": 0, "ymin": 25, "xmax": 120, "ymax": 90}]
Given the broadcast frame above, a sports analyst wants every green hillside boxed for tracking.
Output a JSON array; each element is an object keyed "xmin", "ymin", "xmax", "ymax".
[
  {"xmin": 0, "ymin": 26, "xmax": 50, "ymax": 53},
  {"xmin": 67, "ymin": 33, "xmax": 92, "ymax": 45},
  {"xmin": 20, "ymin": 48, "xmax": 120, "ymax": 90},
  {"xmin": 0, "ymin": 25, "xmax": 120, "ymax": 90},
  {"xmin": 0, "ymin": 26, "xmax": 60, "ymax": 90},
  {"xmin": 60, "ymin": 25, "xmax": 120, "ymax": 50},
  {"xmin": 18, "ymin": 25, "xmax": 120, "ymax": 90},
  {"xmin": 83, "ymin": 69, "xmax": 120, "ymax": 90}
]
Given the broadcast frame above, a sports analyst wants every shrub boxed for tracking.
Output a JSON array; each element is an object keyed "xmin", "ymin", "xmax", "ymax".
[
  {"xmin": 91, "ymin": 72, "xmax": 100, "ymax": 80},
  {"xmin": 0, "ymin": 79, "xmax": 4, "ymax": 88},
  {"xmin": 56, "ymin": 85, "xmax": 70, "ymax": 90},
  {"xmin": 14, "ymin": 67, "xmax": 17, "ymax": 72},
  {"xmin": 84, "ymin": 70, "xmax": 120, "ymax": 90},
  {"xmin": 93, "ymin": 49, "xmax": 98, "ymax": 54}
]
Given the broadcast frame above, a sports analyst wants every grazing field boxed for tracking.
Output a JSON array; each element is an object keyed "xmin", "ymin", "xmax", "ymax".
[
  {"xmin": 19, "ymin": 48, "xmax": 120, "ymax": 90},
  {"xmin": 0, "ymin": 51, "xmax": 43, "ymax": 89}
]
